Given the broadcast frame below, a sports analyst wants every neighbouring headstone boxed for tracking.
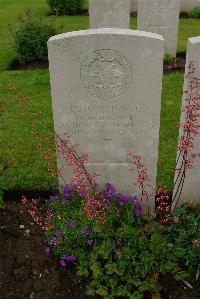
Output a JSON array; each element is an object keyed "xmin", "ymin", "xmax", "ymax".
[
  {"xmin": 130, "ymin": 0, "xmax": 138, "ymax": 13},
  {"xmin": 137, "ymin": 0, "xmax": 180, "ymax": 57},
  {"xmin": 89, "ymin": 0, "xmax": 130, "ymax": 29},
  {"xmin": 174, "ymin": 37, "xmax": 200, "ymax": 204},
  {"xmin": 131, "ymin": 0, "xmax": 200, "ymax": 13},
  {"xmin": 48, "ymin": 28, "xmax": 164, "ymax": 210}
]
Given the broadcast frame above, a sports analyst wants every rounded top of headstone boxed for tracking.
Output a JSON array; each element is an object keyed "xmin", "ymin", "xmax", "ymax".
[{"xmin": 48, "ymin": 28, "xmax": 164, "ymax": 44}]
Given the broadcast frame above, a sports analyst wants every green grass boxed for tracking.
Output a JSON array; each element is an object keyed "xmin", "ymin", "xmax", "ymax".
[
  {"xmin": 0, "ymin": 70, "xmax": 184, "ymax": 192},
  {"xmin": 0, "ymin": 69, "xmax": 56, "ymax": 191},
  {"xmin": 178, "ymin": 18, "xmax": 200, "ymax": 54},
  {"xmin": 0, "ymin": 0, "xmax": 199, "ymax": 70},
  {"xmin": 157, "ymin": 72, "xmax": 184, "ymax": 191}
]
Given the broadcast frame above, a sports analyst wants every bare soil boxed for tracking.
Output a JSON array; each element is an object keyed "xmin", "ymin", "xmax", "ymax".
[{"xmin": 9, "ymin": 57, "xmax": 186, "ymax": 73}]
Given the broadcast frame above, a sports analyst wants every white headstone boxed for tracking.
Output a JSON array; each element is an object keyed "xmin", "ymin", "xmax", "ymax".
[
  {"xmin": 131, "ymin": 0, "xmax": 200, "ymax": 12},
  {"xmin": 89, "ymin": 0, "xmax": 130, "ymax": 29},
  {"xmin": 137, "ymin": 0, "xmax": 180, "ymax": 57},
  {"xmin": 130, "ymin": 0, "xmax": 138, "ymax": 13},
  {"xmin": 181, "ymin": 0, "xmax": 200, "ymax": 11},
  {"xmin": 174, "ymin": 37, "xmax": 200, "ymax": 205},
  {"xmin": 48, "ymin": 28, "xmax": 164, "ymax": 210}
]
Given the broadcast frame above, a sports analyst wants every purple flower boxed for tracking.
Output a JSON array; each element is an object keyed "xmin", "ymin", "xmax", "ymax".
[
  {"xmin": 44, "ymin": 245, "xmax": 51, "ymax": 254},
  {"xmin": 50, "ymin": 195, "xmax": 58, "ymax": 201},
  {"xmin": 118, "ymin": 193, "xmax": 129, "ymax": 206},
  {"xmin": 82, "ymin": 227, "xmax": 90, "ymax": 236},
  {"xmin": 63, "ymin": 185, "xmax": 74, "ymax": 197},
  {"xmin": 56, "ymin": 229, "xmax": 62, "ymax": 237},
  {"xmin": 130, "ymin": 196, "xmax": 137, "ymax": 203},
  {"xmin": 63, "ymin": 255, "xmax": 76, "ymax": 262},
  {"xmin": 134, "ymin": 209, "xmax": 141, "ymax": 217},
  {"xmin": 101, "ymin": 183, "xmax": 117, "ymax": 200},
  {"xmin": 87, "ymin": 240, "xmax": 93, "ymax": 246},
  {"xmin": 68, "ymin": 220, "xmax": 76, "ymax": 229},
  {"xmin": 102, "ymin": 201, "xmax": 109, "ymax": 208},
  {"xmin": 59, "ymin": 259, "xmax": 67, "ymax": 268},
  {"xmin": 134, "ymin": 202, "xmax": 142, "ymax": 217},
  {"xmin": 47, "ymin": 209, "xmax": 52, "ymax": 220},
  {"xmin": 67, "ymin": 255, "xmax": 76, "ymax": 262},
  {"xmin": 92, "ymin": 183, "xmax": 98, "ymax": 192},
  {"xmin": 79, "ymin": 189, "xmax": 87, "ymax": 197},
  {"xmin": 61, "ymin": 198, "xmax": 69, "ymax": 205},
  {"xmin": 50, "ymin": 237, "xmax": 58, "ymax": 245}
]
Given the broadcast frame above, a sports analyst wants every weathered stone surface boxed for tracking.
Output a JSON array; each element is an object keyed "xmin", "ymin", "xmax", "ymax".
[
  {"xmin": 89, "ymin": 0, "xmax": 130, "ymax": 29},
  {"xmin": 131, "ymin": 0, "xmax": 200, "ymax": 12},
  {"xmin": 174, "ymin": 37, "xmax": 200, "ymax": 204},
  {"xmin": 137, "ymin": 0, "xmax": 180, "ymax": 56},
  {"xmin": 181, "ymin": 0, "xmax": 200, "ymax": 11},
  {"xmin": 48, "ymin": 28, "xmax": 164, "ymax": 210},
  {"xmin": 130, "ymin": 0, "xmax": 138, "ymax": 13}
]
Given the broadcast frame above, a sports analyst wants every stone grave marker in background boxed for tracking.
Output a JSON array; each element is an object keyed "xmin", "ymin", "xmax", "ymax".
[
  {"xmin": 137, "ymin": 0, "xmax": 180, "ymax": 57},
  {"xmin": 89, "ymin": 0, "xmax": 130, "ymax": 29},
  {"xmin": 174, "ymin": 36, "xmax": 200, "ymax": 204},
  {"xmin": 48, "ymin": 28, "xmax": 164, "ymax": 210}
]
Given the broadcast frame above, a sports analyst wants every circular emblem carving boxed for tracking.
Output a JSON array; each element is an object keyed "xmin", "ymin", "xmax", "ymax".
[{"xmin": 80, "ymin": 49, "xmax": 132, "ymax": 100}]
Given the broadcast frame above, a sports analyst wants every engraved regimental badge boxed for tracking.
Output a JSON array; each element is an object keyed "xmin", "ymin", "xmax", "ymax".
[{"xmin": 81, "ymin": 49, "xmax": 132, "ymax": 100}]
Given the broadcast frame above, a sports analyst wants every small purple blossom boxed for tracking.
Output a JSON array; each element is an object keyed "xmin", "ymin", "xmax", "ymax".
[
  {"xmin": 67, "ymin": 255, "xmax": 76, "ymax": 262},
  {"xmin": 59, "ymin": 259, "xmax": 67, "ymax": 268},
  {"xmin": 44, "ymin": 244, "xmax": 51, "ymax": 254},
  {"xmin": 102, "ymin": 201, "xmax": 109, "ymax": 208},
  {"xmin": 134, "ymin": 209, "xmax": 141, "ymax": 217},
  {"xmin": 62, "ymin": 254, "xmax": 76, "ymax": 262},
  {"xmin": 92, "ymin": 183, "xmax": 98, "ymax": 192},
  {"xmin": 50, "ymin": 237, "xmax": 58, "ymax": 245},
  {"xmin": 87, "ymin": 240, "xmax": 93, "ymax": 246},
  {"xmin": 47, "ymin": 209, "xmax": 52, "ymax": 220},
  {"xmin": 63, "ymin": 185, "xmax": 74, "ymax": 197},
  {"xmin": 130, "ymin": 196, "xmax": 137, "ymax": 203},
  {"xmin": 134, "ymin": 202, "xmax": 142, "ymax": 217},
  {"xmin": 61, "ymin": 198, "xmax": 69, "ymax": 205},
  {"xmin": 50, "ymin": 195, "xmax": 58, "ymax": 201},
  {"xmin": 118, "ymin": 193, "xmax": 129, "ymax": 206},
  {"xmin": 79, "ymin": 189, "xmax": 87, "ymax": 197},
  {"xmin": 82, "ymin": 227, "xmax": 90, "ymax": 236},
  {"xmin": 56, "ymin": 229, "xmax": 62, "ymax": 237},
  {"xmin": 68, "ymin": 220, "xmax": 76, "ymax": 228}
]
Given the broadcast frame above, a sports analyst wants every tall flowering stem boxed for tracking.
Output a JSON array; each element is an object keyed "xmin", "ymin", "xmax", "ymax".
[
  {"xmin": 173, "ymin": 62, "xmax": 200, "ymax": 210},
  {"xmin": 129, "ymin": 150, "xmax": 155, "ymax": 216},
  {"xmin": 9, "ymin": 84, "xmax": 99, "ymax": 197}
]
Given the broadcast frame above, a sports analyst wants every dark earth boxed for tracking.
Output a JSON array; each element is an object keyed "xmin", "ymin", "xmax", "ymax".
[
  {"xmin": 9, "ymin": 56, "xmax": 186, "ymax": 73},
  {"xmin": 0, "ymin": 197, "xmax": 199, "ymax": 299}
]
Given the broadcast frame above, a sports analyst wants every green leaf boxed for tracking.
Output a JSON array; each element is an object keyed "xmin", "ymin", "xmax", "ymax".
[
  {"xmin": 183, "ymin": 280, "xmax": 193, "ymax": 289},
  {"xmin": 139, "ymin": 280, "xmax": 152, "ymax": 292},
  {"xmin": 0, "ymin": 190, "xmax": 3, "ymax": 208},
  {"xmin": 195, "ymin": 267, "xmax": 199, "ymax": 281},
  {"xmin": 129, "ymin": 291, "xmax": 143, "ymax": 299},
  {"xmin": 175, "ymin": 271, "xmax": 188, "ymax": 281}
]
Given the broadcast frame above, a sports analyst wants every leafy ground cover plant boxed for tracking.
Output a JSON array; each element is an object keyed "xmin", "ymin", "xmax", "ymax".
[
  {"xmin": 188, "ymin": 7, "xmax": 200, "ymax": 19},
  {"xmin": 47, "ymin": 0, "xmax": 84, "ymax": 15},
  {"xmin": 40, "ymin": 183, "xmax": 182, "ymax": 299},
  {"xmin": 165, "ymin": 201, "xmax": 200, "ymax": 280}
]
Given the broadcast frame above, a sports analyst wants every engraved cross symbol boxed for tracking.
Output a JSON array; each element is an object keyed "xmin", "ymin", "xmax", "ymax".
[{"xmin": 101, "ymin": 139, "xmax": 128, "ymax": 183}]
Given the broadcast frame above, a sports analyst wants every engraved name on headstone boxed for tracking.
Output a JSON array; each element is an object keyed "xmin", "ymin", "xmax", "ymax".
[
  {"xmin": 137, "ymin": 0, "xmax": 180, "ymax": 57},
  {"xmin": 48, "ymin": 28, "xmax": 164, "ymax": 210},
  {"xmin": 89, "ymin": 0, "xmax": 130, "ymax": 29},
  {"xmin": 174, "ymin": 36, "xmax": 200, "ymax": 204}
]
